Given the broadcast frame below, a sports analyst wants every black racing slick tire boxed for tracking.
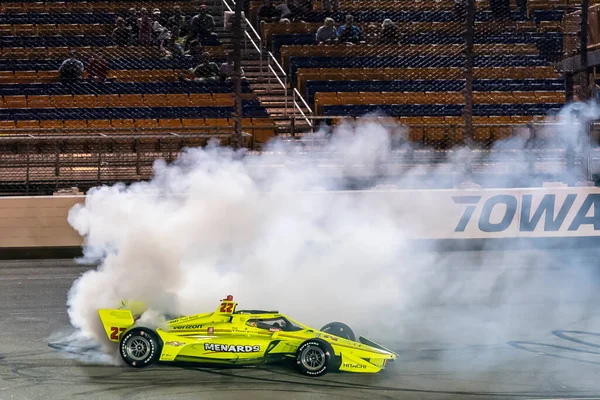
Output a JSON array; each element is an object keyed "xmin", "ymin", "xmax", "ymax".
[
  {"xmin": 295, "ymin": 338, "xmax": 334, "ymax": 377},
  {"xmin": 320, "ymin": 322, "xmax": 356, "ymax": 341},
  {"xmin": 119, "ymin": 327, "xmax": 162, "ymax": 368}
]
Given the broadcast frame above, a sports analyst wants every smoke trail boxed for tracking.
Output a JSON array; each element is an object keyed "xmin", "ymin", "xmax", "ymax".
[{"xmin": 63, "ymin": 102, "xmax": 599, "ymax": 366}]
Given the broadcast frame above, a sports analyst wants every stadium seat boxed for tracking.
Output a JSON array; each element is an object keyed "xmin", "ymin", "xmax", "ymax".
[
  {"xmin": 167, "ymin": 94, "xmax": 190, "ymax": 107},
  {"xmin": 27, "ymin": 95, "xmax": 52, "ymax": 108},
  {"xmin": 52, "ymin": 95, "xmax": 75, "ymax": 108},
  {"xmin": 111, "ymin": 119, "xmax": 135, "ymax": 129},
  {"xmin": 119, "ymin": 94, "xmax": 144, "ymax": 108},
  {"xmin": 487, "ymin": 116, "xmax": 514, "ymax": 141},
  {"xmin": 0, "ymin": 25, "xmax": 12, "ymax": 35},
  {"xmin": 39, "ymin": 120, "xmax": 62, "ymax": 129},
  {"xmin": 213, "ymin": 94, "xmax": 235, "ymax": 107},
  {"xmin": 210, "ymin": 119, "xmax": 234, "ymax": 132},
  {"xmin": 473, "ymin": 116, "xmax": 492, "ymax": 142},
  {"xmin": 63, "ymin": 120, "xmax": 87, "ymax": 129},
  {"xmin": 182, "ymin": 118, "xmax": 206, "ymax": 128},
  {"xmin": 15, "ymin": 120, "xmax": 39, "ymax": 130},
  {"xmin": 158, "ymin": 119, "xmax": 183, "ymax": 129},
  {"xmin": 97, "ymin": 94, "xmax": 119, "ymax": 107},
  {"xmin": 135, "ymin": 119, "xmax": 158, "ymax": 129},
  {"xmin": 13, "ymin": 24, "xmax": 35, "ymax": 36},
  {"xmin": 189, "ymin": 94, "xmax": 215, "ymax": 107},
  {"xmin": 13, "ymin": 71, "xmax": 37, "ymax": 83},
  {"xmin": 2, "ymin": 95, "xmax": 27, "ymax": 108},
  {"xmin": 87, "ymin": 119, "xmax": 111, "ymax": 129},
  {"xmin": 143, "ymin": 94, "xmax": 168, "ymax": 108},
  {"xmin": 250, "ymin": 118, "xmax": 276, "ymax": 143},
  {"xmin": 398, "ymin": 117, "xmax": 425, "ymax": 142},
  {"xmin": 422, "ymin": 116, "xmax": 448, "ymax": 143},
  {"xmin": 74, "ymin": 95, "xmax": 99, "ymax": 108},
  {"xmin": 0, "ymin": 120, "xmax": 17, "ymax": 130},
  {"xmin": 36, "ymin": 24, "xmax": 58, "ymax": 36}
]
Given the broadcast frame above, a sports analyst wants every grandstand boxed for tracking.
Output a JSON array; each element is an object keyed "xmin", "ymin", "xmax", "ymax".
[{"xmin": 0, "ymin": 0, "xmax": 597, "ymax": 194}]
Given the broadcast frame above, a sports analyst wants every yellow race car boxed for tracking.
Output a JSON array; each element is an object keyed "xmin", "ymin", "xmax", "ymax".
[{"xmin": 98, "ymin": 295, "xmax": 397, "ymax": 376}]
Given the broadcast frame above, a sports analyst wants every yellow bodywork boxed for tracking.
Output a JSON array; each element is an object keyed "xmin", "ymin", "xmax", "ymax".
[{"xmin": 98, "ymin": 297, "xmax": 397, "ymax": 373}]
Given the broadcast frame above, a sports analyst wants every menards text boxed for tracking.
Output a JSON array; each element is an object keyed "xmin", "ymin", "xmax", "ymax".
[{"xmin": 204, "ymin": 343, "xmax": 260, "ymax": 352}]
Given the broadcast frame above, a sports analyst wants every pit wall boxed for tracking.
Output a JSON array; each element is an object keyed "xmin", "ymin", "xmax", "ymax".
[{"xmin": 2, "ymin": 187, "xmax": 600, "ymax": 256}]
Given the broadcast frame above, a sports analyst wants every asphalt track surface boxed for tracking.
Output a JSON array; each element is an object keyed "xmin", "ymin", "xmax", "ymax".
[{"xmin": 3, "ymin": 254, "xmax": 600, "ymax": 400}]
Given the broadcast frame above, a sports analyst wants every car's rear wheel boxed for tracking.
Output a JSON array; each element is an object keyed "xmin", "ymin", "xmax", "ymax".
[
  {"xmin": 296, "ymin": 338, "xmax": 334, "ymax": 377},
  {"xmin": 119, "ymin": 327, "xmax": 162, "ymax": 368},
  {"xmin": 320, "ymin": 321, "xmax": 356, "ymax": 341}
]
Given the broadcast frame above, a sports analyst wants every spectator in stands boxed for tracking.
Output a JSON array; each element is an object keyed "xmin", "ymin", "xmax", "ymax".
[
  {"xmin": 278, "ymin": 0, "xmax": 306, "ymax": 21},
  {"xmin": 168, "ymin": 5, "xmax": 190, "ymax": 37},
  {"xmin": 180, "ymin": 52, "xmax": 221, "ymax": 82},
  {"xmin": 190, "ymin": 5, "xmax": 216, "ymax": 40},
  {"xmin": 316, "ymin": 18, "xmax": 338, "ymax": 44},
  {"xmin": 161, "ymin": 26, "xmax": 185, "ymax": 58},
  {"xmin": 590, "ymin": 80, "xmax": 600, "ymax": 102},
  {"xmin": 113, "ymin": 17, "xmax": 131, "ymax": 46},
  {"xmin": 337, "ymin": 15, "xmax": 361, "ymax": 44},
  {"xmin": 277, "ymin": 0, "xmax": 293, "ymax": 20},
  {"xmin": 138, "ymin": 8, "xmax": 153, "ymax": 45},
  {"xmin": 258, "ymin": 0, "xmax": 282, "ymax": 24},
  {"xmin": 153, "ymin": 7, "xmax": 168, "ymax": 27},
  {"xmin": 151, "ymin": 8, "xmax": 171, "ymax": 46},
  {"xmin": 379, "ymin": 19, "xmax": 399, "ymax": 45},
  {"xmin": 322, "ymin": 0, "xmax": 339, "ymax": 12},
  {"xmin": 86, "ymin": 51, "xmax": 109, "ymax": 82},
  {"xmin": 125, "ymin": 8, "xmax": 139, "ymax": 42},
  {"xmin": 58, "ymin": 51, "xmax": 84, "ymax": 82},
  {"xmin": 220, "ymin": 53, "xmax": 245, "ymax": 81},
  {"xmin": 184, "ymin": 39, "xmax": 205, "ymax": 63}
]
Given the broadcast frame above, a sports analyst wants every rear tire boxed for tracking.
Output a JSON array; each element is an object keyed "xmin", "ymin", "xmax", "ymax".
[
  {"xmin": 295, "ymin": 339, "xmax": 334, "ymax": 377},
  {"xmin": 320, "ymin": 321, "xmax": 356, "ymax": 341},
  {"xmin": 119, "ymin": 327, "xmax": 162, "ymax": 368}
]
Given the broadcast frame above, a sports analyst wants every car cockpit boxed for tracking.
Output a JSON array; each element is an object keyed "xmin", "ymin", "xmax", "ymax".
[{"xmin": 247, "ymin": 317, "xmax": 302, "ymax": 332}]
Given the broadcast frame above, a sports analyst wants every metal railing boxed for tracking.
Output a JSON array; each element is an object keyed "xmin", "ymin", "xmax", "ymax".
[
  {"xmin": 218, "ymin": 0, "xmax": 314, "ymax": 123},
  {"xmin": 221, "ymin": 0, "xmax": 263, "ymax": 73},
  {"xmin": 292, "ymin": 88, "xmax": 315, "ymax": 131},
  {"xmin": 267, "ymin": 51, "xmax": 288, "ymax": 115}
]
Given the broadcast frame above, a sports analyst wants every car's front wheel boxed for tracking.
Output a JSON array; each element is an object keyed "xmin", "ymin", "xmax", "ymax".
[
  {"xmin": 119, "ymin": 327, "xmax": 162, "ymax": 368},
  {"xmin": 295, "ymin": 338, "xmax": 334, "ymax": 377}
]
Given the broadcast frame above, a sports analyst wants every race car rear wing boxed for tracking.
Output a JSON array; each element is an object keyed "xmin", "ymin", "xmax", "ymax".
[
  {"xmin": 215, "ymin": 295, "xmax": 237, "ymax": 315},
  {"xmin": 98, "ymin": 300, "xmax": 147, "ymax": 342},
  {"xmin": 98, "ymin": 309, "xmax": 135, "ymax": 342}
]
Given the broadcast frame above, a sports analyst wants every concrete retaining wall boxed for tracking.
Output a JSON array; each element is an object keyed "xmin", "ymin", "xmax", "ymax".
[
  {"xmin": 0, "ymin": 196, "xmax": 84, "ymax": 248},
  {"xmin": 3, "ymin": 188, "xmax": 600, "ymax": 259}
]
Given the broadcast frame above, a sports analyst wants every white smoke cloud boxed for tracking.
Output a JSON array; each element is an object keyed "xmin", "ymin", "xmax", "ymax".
[{"xmin": 62, "ymin": 102, "xmax": 600, "ymax": 366}]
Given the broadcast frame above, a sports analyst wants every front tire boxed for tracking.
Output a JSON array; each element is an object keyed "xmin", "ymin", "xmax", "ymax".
[
  {"xmin": 119, "ymin": 327, "xmax": 162, "ymax": 368},
  {"xmin": 295, "ymin": 338, "xmax": 334, "ymax": 377}
]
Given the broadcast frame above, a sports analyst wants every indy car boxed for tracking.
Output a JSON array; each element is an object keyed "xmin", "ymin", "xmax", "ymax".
[{"xmin": 97, "ymin": 295, "xmax": 397, "ymax": 376}]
